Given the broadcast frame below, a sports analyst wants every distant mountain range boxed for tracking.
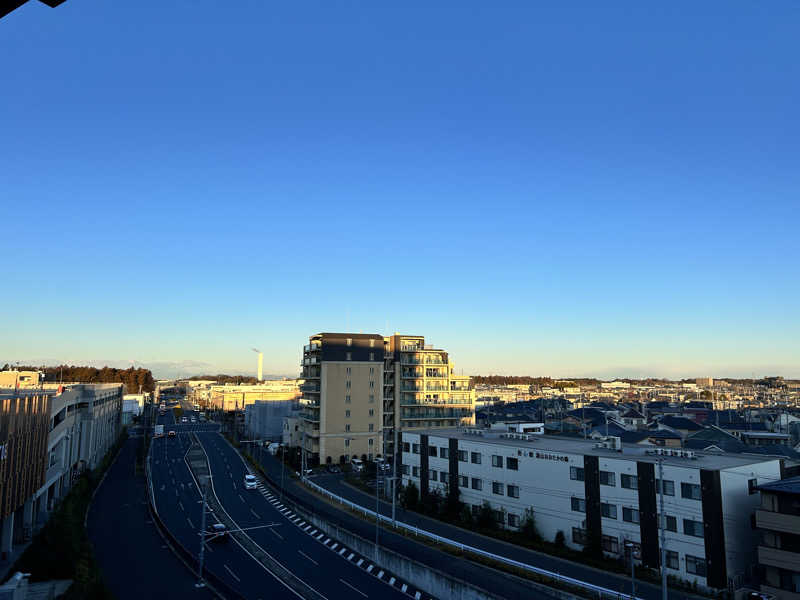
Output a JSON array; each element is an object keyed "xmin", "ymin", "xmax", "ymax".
[{"xmin": 0, "ymin": 357, "xmax": 295, "ymax": 381}]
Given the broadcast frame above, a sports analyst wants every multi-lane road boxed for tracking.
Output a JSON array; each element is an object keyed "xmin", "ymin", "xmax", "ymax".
[{"xmin": 150, "ymin": 408, "xmax": 419, "ymax": 600}]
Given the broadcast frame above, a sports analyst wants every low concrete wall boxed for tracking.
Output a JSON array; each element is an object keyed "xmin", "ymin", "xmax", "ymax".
[{"xmin": 299, "ymin": 508, "xmax": 582, "ymax": 600}]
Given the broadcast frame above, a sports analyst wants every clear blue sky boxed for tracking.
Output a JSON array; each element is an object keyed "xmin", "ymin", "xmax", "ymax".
[{"xmin": 2, "ymin": 1, "xmax": 798, "ymax": 379}]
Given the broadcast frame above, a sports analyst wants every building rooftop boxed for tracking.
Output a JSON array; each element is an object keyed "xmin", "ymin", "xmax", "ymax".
[
  {"xmin": 757, "ymin": 475, "xmax": 800, "ymax": 496},
  {"xmin": 409, "ymin": 427, "xmax": 779, "ymax": 470}
]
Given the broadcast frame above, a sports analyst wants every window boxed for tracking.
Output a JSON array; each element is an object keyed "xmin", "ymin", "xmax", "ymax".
[
  {"xmin": 507, "ymin": 484, "xmax": 520, "ymax": 498},
  {"xmin": 346, "ymin": 352, "xmax": 352, "ymax": 361},
  {"xmin": 661, "ymin": 514, "xmax": 677, "ymax": 532},
  {"xmin": 346, "ymin": 367, "xmax": 351, "ymax": 375},
  {"xmin": 686, "ymin": 555, "xmax": 707, "ymax": 576},
  {"xmin": 471, "ymin": 478, "xmax": 483, "ymax": 491},
  {"xmin": 370, "ymin": 339, "xmax": 375, "ymax": 348},
  {"xmin": 570, "ymin": 466, "xmax": 585, "ymax": 481},
  {"xmin": 621, "ymin": 474, "xmax": 638, "ymax": 490},
  {"xmin": 402, "ymin": 442, "xmax": 410, "ymax": 453},
  {"xmin": 429, "ymin": 446, "xmax": 437, "ymax": 457},
  {"xmin": 412, "ymin": 466, "xmax": 420, "ymax": 477},
  {"xmin": 491, "ymin": 455, "xmax": 504, "ymax": 468},
  {"xmin": 345, "ymin": 409, "xmax": 351, "ymax": 418},
  {"xmin": 346, "ymin": 380, "xmax": 351, "ymax": 389},
  {"xmin": 571, "ymin": 497, "xmax": 586, "ymax": 512},
  {"xmin": 412, "ymin": 444, "xmax": 420, "ymax": 454},
  {"xmin": 369, "ymin": 409, "xmax": 374, "ymax": 416},
  {"xmin": 600, "ymin": 471, "xmax": 616, "ymax": 486},
  {"xmin": 656, "ymin": 479, "xmax": 675, "ymax": 496},
  {"xmin": 748, "ymin": 478, "xmax": 758, "ymax": 495},
  {"xmin": 440, "ymin": 447, "xmax": 449, "ymax": 459},
  {"xmin": 683, "ymin": 519, "xmax": 704, "ymax": 538},
  {"xmin": 369, "ymin": 424, "xmax": 374, "ymax": 432},
  {"xmin": 471, "ymin": 504, "xmax": 480, "ymax": 516},
  {"xmin": 471, "ymin": 452, "xmax": 482, "ymax": 464},
  {"xmin": 665, "ymin": 551, "xmax": 679, "ymax": 570},
  {"xmin": 602, "ymin": 535, "xmax": 619, "ymax": 554},
  {"xmin": 369, "ymin": 352, "xmax": 375, "ymax": 361},
  {"xmin": 492, "ymin": 481, "xmax": 504, "ymax": 495},
  {"xmin": 622, "ymin": 507, "xmax": 640, "ymax": 524},
  {"xmin": 493, "ymin": 510, "xmax": 505, "ymax": 524},
  {"xmin": 506, "ymin": 457, "xmax": 518, "ymax": 470},
  {"xmin": 458, "ymin": 450, "xmax": 468, "ymax": 462},
  {"xmin": 368, "ymin": 438, "xmax": 374, "ymax": 446},
  {"xmin": 346, "ymin": 338, "xmax": 352, "ymax": 346},
  {"xmin": 345, "ymin": 395, "xmax": 351, "ymax": 404},
  {"xmin": 345, "ymin": 424, "xmax": 351, "ymax": 432},
  {"xmin": 429, "ymin": 469, "xmax": 437, "ymax": 480},
  {"xmin": 401, "ymin": 464, "xmax": 409, "ymax": 475},
  {"xmin": 370, "ymin": 366, "xmax": 374, "ymax": 374},
  {"xmin": 508, "ymin": 514, "xmax": 520, "ymax": 528},
  {"xmin": 369, "ymin": 381, "xmax": 375, "ymax": 389},
  {"xmin": 601, "ymin": 502, "xmax": 617, "ymax": 519},
  {"xmin": 440, "ymin": 471, "xmax": 448, "ymax": 482},
  {"xmin": 572, "ymin": 527, "xmax": 588, "ymax": 546},
  {"xmin": 345, "ymin": 439, "xmax": 350, "ymax": 447},
  {"xmin": 459, "ymin": 475, "xmax": 468, "ymax": 488},
  {"xmin": 681, "ymin": 483, "xmax": 701, "ymax": 500}
]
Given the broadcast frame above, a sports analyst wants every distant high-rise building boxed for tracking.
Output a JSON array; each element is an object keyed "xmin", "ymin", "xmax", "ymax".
[
  {"xmin": 696, "ymin": 377, "xmax": 714, "ymax": 388},
  {"xmin": 299, "ymin": 333, "xmax": 474, "ymax": 466}
]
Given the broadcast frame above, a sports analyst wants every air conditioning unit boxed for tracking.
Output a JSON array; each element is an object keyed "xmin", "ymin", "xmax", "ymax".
[{"xmin": 683, "ymin": 450, "xmax": 696, "ymax": 459}]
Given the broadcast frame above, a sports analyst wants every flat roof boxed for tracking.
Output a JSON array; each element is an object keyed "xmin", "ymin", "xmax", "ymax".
[
  {"xmin": 757, "ymin": 476, "xmax": 800, "ymax": 495},
  {"xmin": 408, "ymin": 427, "xmax": 779, "ymax": 470}
]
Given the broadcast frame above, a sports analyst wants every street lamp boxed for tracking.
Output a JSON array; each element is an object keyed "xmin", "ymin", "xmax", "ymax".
[{"xmin": 624, "ymin": 541, "xmax": 637, "ymax": 600}]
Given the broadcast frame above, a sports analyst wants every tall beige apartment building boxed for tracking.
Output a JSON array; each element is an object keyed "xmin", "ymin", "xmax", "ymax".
[{"xmin": 300, "ymin": 333, "xmax": 474, "ymax": 465}]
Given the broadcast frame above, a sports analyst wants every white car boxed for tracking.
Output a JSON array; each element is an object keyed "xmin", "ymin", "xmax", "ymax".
[{"xmin": 244, "ymin": 474, "xmax": 257, "ymax": 490}]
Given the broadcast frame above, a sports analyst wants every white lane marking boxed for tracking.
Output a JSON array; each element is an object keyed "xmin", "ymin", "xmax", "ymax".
[
  {"xmin": 178, "ymin": 501, "xmax": 185, "ymax": 512},
  {"xmin": 288, "ymin": 513, "xmax": 295, "ymax": 518},
  {"xmin": 239, "ymin": 494, "xmax": 245, "ymax": 503},
  {"xmin": 367, "ymin": 564, "xmax": 374, "ymax": 573},
  {"xmin": 316, "ymin": 533, "xmax": 324, "ymax": 540},
  {"xmin": 356, "ymin": 558, "xmax": 364, "ymax": 566},
  {"xmin": 187, "ymin": 517, "xmax": 194, "ymax": 528},
  {"xmin": 414, "ymin": 592, "xmax": 421, "ymax": 600},
  {"xmin": 347, "ymin": 553, "xmax": 355, "ymax": 561},
  {"xmin": 271, "ymin": 528, "xmax": 284, "ymax": 540},
  {"xmin": 310, "ymin": 529, "xmax": 318, "ymax": 535},
  {"xmin": 298, "ymin": 521, "xmax": 306, "ymax": 527},
  {"xmin": 298, "ymin": 550, "xmax": 318, "ymax": 566},
  {"xmin": 401, "ymin": 584, "xmax": 407, "ymax": 592},
  {"xmin": 330, "ymin": 542, "xmax": 338, "ymax": 550},
  {"xmin": 303, "ymin": 525, "xmax": 312, "ymax": 531},
  {"xmin": 338, "ymin": 547, "xmax": 346, "ymax": 555},
  {"xmin": 224, "ymin": 564, "xmax": 241, "ymax": 582},
  {"xmin": 339, "ymin": 579, "xmax": 367, "ymax": 598},
  {"xmin": 250, "ymin": 508, "xmax": 260, "ymax": 519},
  {"xmin": 388, "ymin": 577, "xmax": 395, "ymax": 585}
]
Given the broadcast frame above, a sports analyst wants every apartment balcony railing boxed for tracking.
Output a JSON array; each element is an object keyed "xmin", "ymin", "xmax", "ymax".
[
  {"xmin": 401, "ymin": 384, "xmax": 423, "ymax": 392},
  {"xmin": 401, "ymin": 409, "xmax": 473, "ymax": 419},
  {"xmin": 300, "ymin": 383, "xmax": 320, "ymax": 392},
  {"xmin": 401, "ymin": 398, "xmax": 471, "ymax": 406},
  {"xmin": 401, "ymin": 355, "xmax": 422, "ymax": 365},
  {"xmin": 423, "ymin": 357, "xmax": 446, "ymax": 365},
  {"xmin": 402, "ymin": 371, "xmax": 423, "ymax": 378},
  {"xmin": 400, "ymin": 345, "xmax": 423, "ymax": 352},
  {"xmin": 302, "ymin": 356, "xmax": 320, "ymax": 366},
  {"xmin": 425, "ymin": 384, "xmax": 449, "ymax": 391}
]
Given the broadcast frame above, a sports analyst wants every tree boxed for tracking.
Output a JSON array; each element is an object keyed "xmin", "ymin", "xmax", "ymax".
[
  {"xmin": 476, "ymin": 501, "xmax": 498, "ymax": 531},
  {"xmin": 520, "ymin": 507, "xmax": 541, "ymax": 542},
  {"xmin": 400, "ymin": 481, "xmax": 419, "ymax": 511},
  {"xmin": 554, "ymin": 530, "xmax": 566, "ymax": 548}
]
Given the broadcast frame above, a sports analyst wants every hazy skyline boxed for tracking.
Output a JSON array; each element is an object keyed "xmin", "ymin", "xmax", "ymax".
[{"xmin": 2, "ymin": 2, "xmax": 798, "ymax": 379}]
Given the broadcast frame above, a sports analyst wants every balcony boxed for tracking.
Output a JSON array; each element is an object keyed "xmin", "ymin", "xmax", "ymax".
[
  {"xmin": 302, "ymin": 356, "xmax": 320, "ymax": 366},
  {"xmin": 401, "ymin": 384, "xmax": 423, "ymax": 392},
  {"xmin": 402, "ymin": 370, "xmax": 423, "ymax": 378},
  {"xmin": 304, "ymin": 343, "xmax": 321, "ymax": 352},
  {"xmin": 756, "ymin": 509, "xmax": 800, "ymax": 535},
  {"xmin": 425, "ymin": 384, "xmax": 449, "ymax": 391},
  {"xmin": 300, "ymin": 383, "xmax": 320, "ymax": 393},
  {"xmin": 758, "ymin": 545, "xmax": 800, "ymax": 571}
]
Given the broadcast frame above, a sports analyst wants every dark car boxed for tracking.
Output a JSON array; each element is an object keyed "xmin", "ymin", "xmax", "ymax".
[
  {"xmin": 206, "ymin": 523, "xmax": 228, "ymax": 542},
  {"xmin": 326, "ymin": 464, "xmax": 341, "ymax": 473}
]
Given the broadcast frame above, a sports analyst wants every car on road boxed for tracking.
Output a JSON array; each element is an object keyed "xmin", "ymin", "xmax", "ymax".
[
  {"xmin": 181, "ymin": 416, "xmax": 188, "ymax": 423},
  {"xmin": 350, "ymin": 457, "xmax": 365, "ymax": 472},
  {"xmin": 326, "ymin": 464, "xmax": 341, "ymax": 474},
  {"xmin": 243, "ymin": 474, "xmax": 257, "ymax": 489},
  {"xmin": 168, "ymin": 430, "xmax": 176, "ymax": 438},
  {"xmin": 190, "ymin": 417, "xmax": 196, "ymax": 423},
  {"xmin": 375, "ymin": 457, "xmax": 391, "ymax": 472},
  {"xmin": 206, "ymin": 523, "xmax": 227, "ymax": 542}
]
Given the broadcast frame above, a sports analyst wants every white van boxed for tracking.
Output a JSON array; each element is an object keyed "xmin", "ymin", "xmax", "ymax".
[{"xmin": 350, "ymin": 458, "xmax": 364, "ymax": 472}]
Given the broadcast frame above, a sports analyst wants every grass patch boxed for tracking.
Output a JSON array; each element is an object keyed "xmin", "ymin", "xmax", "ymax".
[{"xmin": 8, "ymin": 429, "xmax": 128, "ymax": 599}]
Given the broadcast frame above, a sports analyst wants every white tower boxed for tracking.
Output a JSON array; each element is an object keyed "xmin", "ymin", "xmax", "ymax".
[{"xmin": 253, "ymin": 348, "xmax": 263, "ymax": 381}]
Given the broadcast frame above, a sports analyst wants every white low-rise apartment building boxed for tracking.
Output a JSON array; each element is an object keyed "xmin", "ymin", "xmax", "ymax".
[{"xmin": 400, "ymin": 425, "xmax": 784, "ymax": 592}]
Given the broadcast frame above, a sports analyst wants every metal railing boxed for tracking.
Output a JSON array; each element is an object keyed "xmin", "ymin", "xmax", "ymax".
[{"xmin": 303, "ymin": 478, "xmax": 644, "ymax": 600}]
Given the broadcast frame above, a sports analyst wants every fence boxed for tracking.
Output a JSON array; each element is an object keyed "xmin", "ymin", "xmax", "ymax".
[{"xmin": 303, "ymin": 479, "xmax": 643, "ymax": 600}]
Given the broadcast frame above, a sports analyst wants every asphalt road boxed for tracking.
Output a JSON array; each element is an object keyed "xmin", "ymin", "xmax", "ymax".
[
  {"xmin": 150, "ymin": 410, "xmax": 298, "ymax": 600},
  {"xmin": 196, "ymin": 431, "xmax": 413, "ymax": 600},
  {"xmin": 87, "ymin": 435, "xmax": 214, "ymax": 600}
]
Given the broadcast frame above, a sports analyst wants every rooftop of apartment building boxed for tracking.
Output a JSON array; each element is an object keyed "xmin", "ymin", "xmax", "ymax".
[
  {"xmin": 407, "ymin": 426, "xmax": 781, "ymax": 470},
  {"xmin": 757, "ymin": 475, "xmax": 800, "ymax": 495}
]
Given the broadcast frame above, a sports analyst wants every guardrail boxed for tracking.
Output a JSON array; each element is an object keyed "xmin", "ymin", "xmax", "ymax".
[{"xmin": 303, "ymin": 479, "xmax": 643, "ymax": 600}]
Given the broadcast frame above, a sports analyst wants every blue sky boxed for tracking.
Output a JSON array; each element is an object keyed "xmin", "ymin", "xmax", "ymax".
[{"xmin": 1, "ymin": 1, "xmax": 798, "ymax": 379}]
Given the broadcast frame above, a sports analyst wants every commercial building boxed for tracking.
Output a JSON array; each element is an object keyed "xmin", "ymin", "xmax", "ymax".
[
  {"xmin": 0, "ymin": 384, "xmax": 123, "ymax": 563},
  {"xmin": 0, "ymin": 371, "xmax": 42, "ymax": 390},
  {"xmin": 208, "ymin": 380, "xmax": 301, "ymax": 412},
  {"xmin": 696, "ymin": 378, "xmax": 714, "ymax": 388},
  {"xmin": 299, "ymin": 333, "xmax": 474, "ymax": 466},
  {"xmin": 245, "ymin": 397, "xmax": 300, "ymax": 442},
  {"xmin": 756, "ymin": 476, "xmax": 800, "ymax": 599},
  {"xmin": 400, "ymin": 425, "xmax": 782, "ymax": 591}
]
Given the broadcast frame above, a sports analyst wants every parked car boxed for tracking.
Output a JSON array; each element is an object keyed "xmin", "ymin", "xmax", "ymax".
[
  {"xmin": 326, "ymin": 464, "xmax": 341, "ymax": 474},
  {"xmin": 206, "ymin": 523, "xmax": 228, "ymax": 542},
  {"xmin": 244, "ymin": 474, "xmax": 257, "ymax": 489},
  {"xmin": 168, "ymin": 430, "xmax": 176, "ymax": 438}
]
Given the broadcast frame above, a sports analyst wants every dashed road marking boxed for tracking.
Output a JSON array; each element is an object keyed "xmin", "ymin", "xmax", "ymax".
[
  {"xmin": 224, "ymin": 564, "xmax": 240, "ymax": 582},
  {"xmin": 339, "ymin": 578, "xmax": 367, "ymax": 598},
  {"xmin": 298, "ymin": 550, "xmax": 318, "ymax": 566}
]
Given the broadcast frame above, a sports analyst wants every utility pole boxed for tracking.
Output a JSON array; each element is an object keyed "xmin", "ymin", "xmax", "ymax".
[
  {"xmin": 196, "ymin": 482, "xmax": 207, "ymax": 588},
  {"xmin": 375, "ymin": 429, "xmax": 382, "ymax": 561},
  {"xmin": 658, "ymin": 458, "xmax": 667, "ymax": 600},
  {"xmin": 392, "ymin": 427, "xmax": 398, "ymax": 526}
]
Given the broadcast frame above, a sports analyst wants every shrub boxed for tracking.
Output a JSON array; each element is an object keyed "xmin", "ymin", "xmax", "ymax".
[{"xmin": 554, "ymin": 530, "xmax": 566, "ymax": 548}]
